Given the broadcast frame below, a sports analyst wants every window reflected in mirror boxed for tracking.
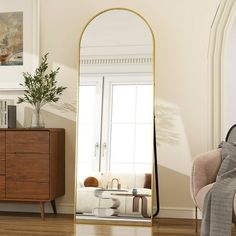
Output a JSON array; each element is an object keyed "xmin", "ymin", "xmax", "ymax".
[{"xmin": 76, "ymin": 9, "xmax": 154, "ymax": 225}]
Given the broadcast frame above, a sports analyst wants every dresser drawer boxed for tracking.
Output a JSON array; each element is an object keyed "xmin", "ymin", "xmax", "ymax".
[
  {"xmin": 6, "ymin": 181, "xmax": 49, "ymax": 200},
  {"xmin": 0, "ymin": 176, "xmax": 5, "ymax": 199},
  {"xmin": 6, "ymin": 153, "xmax": 49, "ymax": 182},
  {"xmin": 0, "ymin": 132, "xmax": 5, "ymax": 153},
  {"xmin": 6, "ymin": 131, "xmax": 49, "ymax": 153},
  {"xmin": 0, "ymin": 131, "xmax": 6, "ymax": 153},
  {"xmin": 0, "ymin": 159, "xmax": 5, "ymax": 175}
]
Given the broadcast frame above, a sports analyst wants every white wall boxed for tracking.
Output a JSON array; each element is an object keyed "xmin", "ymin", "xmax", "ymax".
[{"xmin": 0, "ymin": 0, "xmax": 221, "ymax": 218}]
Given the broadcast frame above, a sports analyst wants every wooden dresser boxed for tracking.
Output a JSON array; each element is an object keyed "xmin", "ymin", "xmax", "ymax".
[{"xmin": 0, "ymin": 128, "xmax": 65, "ymax": 219}]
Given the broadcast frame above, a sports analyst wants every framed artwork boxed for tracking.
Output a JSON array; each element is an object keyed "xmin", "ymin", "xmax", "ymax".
[{"xmin": 0, "ymin": 0, "xmax": 39, "ymax": 90}]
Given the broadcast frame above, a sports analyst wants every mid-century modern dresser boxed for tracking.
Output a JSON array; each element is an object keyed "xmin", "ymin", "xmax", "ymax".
[{"xmin": 0, "ymin": 128, "xmax": 65, "ymax": 219}]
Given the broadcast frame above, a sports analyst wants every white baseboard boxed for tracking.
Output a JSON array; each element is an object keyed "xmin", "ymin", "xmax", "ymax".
[
  {"xmin": 57, "ymin": 203, "xmax": 74, "ymax": 214},
  {"xmin": 0, "ymin": 203, "xmax": 202, "ymax": 219},
  {"xmin": 157, "ymin": 207, "xmax": 202, "ymax": 219},
  {"xmin": 0, "ymin": 202, "xmax": 74, "ymax": 214}
]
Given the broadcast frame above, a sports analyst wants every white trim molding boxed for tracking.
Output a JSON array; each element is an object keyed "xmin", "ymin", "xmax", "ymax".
[
  {"xmin": 56, "ymin": 203, "xmax": 74, "ymax": 214},
  {"xmin": 209, "ymin": 0, "xmax": 236, "ymax": 147},
  {"xmin": 0, "ymin": 202, "xmax": 74, "ymax": 214},
  {"xmin": 80, "ymin": 55, "xmax": 152, "ymax": 66},
  {"xmin": 80, "ymin": 54, "xmax": 152, "ymax": 74},
  {"xmin": 157, "ymin": 207, "xmax": 201, "ymax": 219}
]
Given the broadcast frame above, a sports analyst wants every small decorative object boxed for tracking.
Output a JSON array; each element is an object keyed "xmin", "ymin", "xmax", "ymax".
[
  {"xmin": 144, "ymin": 173, "xmax": 151, "ymax": 189},
  {"xmin": 0, "ymin": 99, "xmax": 14, "ymax": 128},
  {"xmin": 17, "ymin": 53, "xmax": 67, "ymax": 128},
  {"xmin": 132, "ymin": 188, "xmax": 137, "ymax": 196},
  {"xmin": 7, "ymin": 105, "xmax": 17, "ymax": 128},
  {"xmin": 84, "ymin": 176, "xmax": 99, "ymax": 187}
]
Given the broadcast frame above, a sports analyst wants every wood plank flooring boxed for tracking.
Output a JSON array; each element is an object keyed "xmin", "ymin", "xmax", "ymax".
[
  {"xmin": 76, "ymin": 218, "xmax": 199, "ymax": 236},
  {"xmin": 0, "ymin": 213, "xmax": 234, "ymax": 235}
]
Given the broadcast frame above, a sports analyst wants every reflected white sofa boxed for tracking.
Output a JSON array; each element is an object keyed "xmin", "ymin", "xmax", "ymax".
[{"xmin": 76, "ymin": 173, "xmax": 152, "ymax": 217}]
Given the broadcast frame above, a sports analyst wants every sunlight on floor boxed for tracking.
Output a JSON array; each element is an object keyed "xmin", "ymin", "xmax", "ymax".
[{"xmin": 75, "ymin": 224, "xmax": 152, "ymax": 236}]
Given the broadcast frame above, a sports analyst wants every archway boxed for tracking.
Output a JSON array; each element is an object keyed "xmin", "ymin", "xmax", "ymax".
[{"xmin": 209, "ymin": 0, "xmax": 236, "ymax": 146}]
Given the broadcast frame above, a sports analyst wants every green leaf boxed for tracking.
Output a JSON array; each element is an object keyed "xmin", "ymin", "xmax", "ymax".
[{"xmin": 17, "ymin": 53, "xmax": 66, "ymax": 107}]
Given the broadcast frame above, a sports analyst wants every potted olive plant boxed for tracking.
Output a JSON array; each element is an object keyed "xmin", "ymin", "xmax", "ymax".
[{"xmin": 18, "ymin": 53, "xmax": 67, "ymax": 128}]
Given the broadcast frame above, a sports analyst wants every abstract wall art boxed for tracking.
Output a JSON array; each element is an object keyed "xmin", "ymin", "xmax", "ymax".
[
  {"xmin": 0, "ymin": 0, "xmax": 39, "ymax": 90},
  {"xmin": 0, "ymin": 12, "xmax": 23, "ymax": 66}
]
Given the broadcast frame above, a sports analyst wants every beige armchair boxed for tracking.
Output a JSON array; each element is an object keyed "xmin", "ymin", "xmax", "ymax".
[{"xmin": 190, "ymin": 148, "xmax": 236, "ymax": 232}]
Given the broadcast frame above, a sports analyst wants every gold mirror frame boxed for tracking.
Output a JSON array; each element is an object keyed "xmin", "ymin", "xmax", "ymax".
[{"xmin": 74, "ymin": 7, "xmax": 156, "ymax": 226}]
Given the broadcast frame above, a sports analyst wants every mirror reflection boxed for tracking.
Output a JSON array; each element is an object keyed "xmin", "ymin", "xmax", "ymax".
[{"xmin": 76, "ymin": 9, "xmax": 154, "ymax": 224}]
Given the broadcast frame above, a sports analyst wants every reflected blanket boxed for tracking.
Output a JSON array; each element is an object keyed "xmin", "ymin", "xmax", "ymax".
[{"xmin": 201, "ymin": 142, "xmax": 236, "ymax": 236}]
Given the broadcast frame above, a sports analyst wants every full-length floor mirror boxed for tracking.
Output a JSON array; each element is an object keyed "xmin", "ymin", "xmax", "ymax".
[{"xmin": 75, "ymin": 8, "xmax": 155, "ymax": 225}]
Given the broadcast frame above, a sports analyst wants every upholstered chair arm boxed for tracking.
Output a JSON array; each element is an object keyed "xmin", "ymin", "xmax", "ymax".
[{"xmin": 190, "ymin": 148, "xmax": 222, "ymax": 204}]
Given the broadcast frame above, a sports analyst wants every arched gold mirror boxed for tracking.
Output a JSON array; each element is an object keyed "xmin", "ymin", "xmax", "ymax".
[{"xmin": 75, "ymin": 8, "xmax": 155, "ymax": 225}]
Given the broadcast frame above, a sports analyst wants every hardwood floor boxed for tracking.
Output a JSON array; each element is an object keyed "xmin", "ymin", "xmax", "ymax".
[
  {"xmin": 0, "ymin": 212, "xmax": 74, "ymax": 235},
  {"xmin": 0, "ymin": 213, "xmax": 234, "ymax": 235},
  {"xmin": 76, "ymin": 218, "xmax": 198, "ymax": 236}
]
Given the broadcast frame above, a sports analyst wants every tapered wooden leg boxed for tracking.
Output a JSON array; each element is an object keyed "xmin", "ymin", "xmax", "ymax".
[
  {"xmin": 132, "ymin": 196, "xmax": 140, "ymax": 212},
  {"xmin": 40, "ymin": 202, "xmax": 45, "ymax": 221},
  {"xmin": 141, "ymin": 196, "xmax": 149, "ymax": 218},
  {"xmin": 51, "ymin": 200, "xmax": 57, "ymax": 214},
  {"xmin": 195, "ymin": 206, "xmax": 198, "ymax": 233}
]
